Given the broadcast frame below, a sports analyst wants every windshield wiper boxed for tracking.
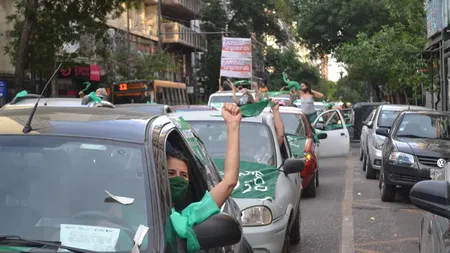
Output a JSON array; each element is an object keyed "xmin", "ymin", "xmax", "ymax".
[
  {"xmin": 0, "ymin": 235, "xmax": 93, "ymax": 253},
  {"xmin": 396, "ymin": 134, "xmax": 428, "ymax": 139}
]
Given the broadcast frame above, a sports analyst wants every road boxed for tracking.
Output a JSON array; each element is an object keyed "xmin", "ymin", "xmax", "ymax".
[{"xmin": 291, "ymin": 143, "xmax": 424, "ymax": 253}]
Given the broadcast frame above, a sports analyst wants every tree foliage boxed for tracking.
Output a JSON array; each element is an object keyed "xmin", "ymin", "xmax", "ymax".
[
  {"xmin": 198, "ymin": 0, "xmax": 299, "ymax": 92},
  {"xmin": 295, "ymin": 0, "xmax": 392, "ymax": 55},
  {"xmin": 4, "ymin": 0, "xmax": 140, "ymax": 89},
  {"xmin": 264, "ymin": 46, "xmax": 320, "ymax": 90}
]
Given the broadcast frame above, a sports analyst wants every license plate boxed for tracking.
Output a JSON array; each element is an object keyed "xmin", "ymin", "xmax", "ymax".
[{"xmin": 430, "ymin": 168, "xmax": 443, "ymax": 180}]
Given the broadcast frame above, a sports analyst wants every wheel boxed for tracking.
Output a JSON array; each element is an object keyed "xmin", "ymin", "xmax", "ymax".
[
  {"xmin": 281, "ymin": 219, "xmax": 291, "ymax": 253},
  {"xmin": 365, "ymin": 154, "xmax": 376, "ymax": 179},
  {"xmin": 304, "ymin": 173, "xmax": 317, "ymax": 198},
  {"xmin": 315, "ymin": 170, "xmax": 319, "ymax": 187},
  {"xmin": 359, "ymin": 146, "xmax": 364, "ymax": 161},
  {"xmin": 289, "ymin": 208, "xmax": 301, "ymax": 244},
  {"xmin": 362, "ymin": 154, "xmax": 367, "ymax": 171},
  {"xmin": 380, "ymin": 170, "xmax": 396, "ymax": 202}
]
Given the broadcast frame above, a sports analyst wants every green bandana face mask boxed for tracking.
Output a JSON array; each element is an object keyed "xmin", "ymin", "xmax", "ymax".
[{"xmin": 169, "ymin": 176, "xmax": 189, "ymax": 203}]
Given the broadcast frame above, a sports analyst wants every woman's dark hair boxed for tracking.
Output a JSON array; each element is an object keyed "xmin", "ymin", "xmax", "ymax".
[
  {"xmin": 301, "ymin": 80, "xmax": 312, "ymax": 93},
  {"xmin": 166, "ymin": 143, "xmax": 188, "ymax": 164}
]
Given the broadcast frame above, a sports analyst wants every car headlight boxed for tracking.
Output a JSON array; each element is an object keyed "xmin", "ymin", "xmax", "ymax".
[
  {"xmin": 373, "ymin": 135, "xmax": 385, "ymax": 150},
  {"xmin": 241, "ymin": 206, "xmax": 273, "ymax": 226},
  {"xmin": 388, "ymin": 152, "xmax": 416, "ymax": 166}
]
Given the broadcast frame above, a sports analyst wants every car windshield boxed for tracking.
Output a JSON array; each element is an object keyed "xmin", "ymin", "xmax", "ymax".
[
  {"xmin": 378, "ymin": 110, "xmax": 401, "ymax": 128},
  {"xmin": 209, "ymin": 95, "xmax": 242, "ymax": 104},
  {"xmin": 280, "ymin": 113, "xmax": 307, "ymax": 137},
  {"xmin": 396, "ymin": 114, "xmax": 450, "ymax": 139},
  {"xmin": 189, "ymin": 121, "xmax": 276, "ymax": 166},
  {"xmin": 0, "ymin": 136, "xmax": 151, "ymax": 252}
]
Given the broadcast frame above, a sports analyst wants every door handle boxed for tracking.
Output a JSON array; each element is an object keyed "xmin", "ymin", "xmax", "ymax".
[
  {"xmin": 341, "ymin": 133, "xmax": 346, "ymax": 136},
  {"xmin": 428, "ymin": 220, "xmax": 433, "ymax": 234}
]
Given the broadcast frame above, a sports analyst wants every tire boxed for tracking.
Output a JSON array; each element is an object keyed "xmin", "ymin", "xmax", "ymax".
[
  {"xmin": 362, "ymin": 154, "xmax": 367, "ymax": 171},
  {"xmin": 359, "ymin": 146, "xmax": 364, "ymax": 161},
  {"xmin": 365, "ymin": 154, "xmax": 376, "ymax": 179},
  {"xmin": 316, "ymin": 170, "xmax": 319, "ymax": 187},
  {"xmin": 380, "ymin": 170, "xmax": 396, "ymax": 202},
  {"xmin": 289, "ymin": 208, "xmax": 301, "ymax": 244},
  {"xmin": 304, "ymin": 173, "xmax": 317, "ymax": 198},
  {"xmin": 281, "ymin": 220, "xmax": 291, "ymax": 253}
]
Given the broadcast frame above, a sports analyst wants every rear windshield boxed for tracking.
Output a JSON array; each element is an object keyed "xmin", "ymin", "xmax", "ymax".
[{"xmin": 209, "ymin": 95, "xmax": 242, "ymax": 104}]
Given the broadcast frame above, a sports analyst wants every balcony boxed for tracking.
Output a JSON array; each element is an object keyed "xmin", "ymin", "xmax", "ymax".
[
  {"xmin": 144, "ymin": 0, "xmax": 203, "ymax": 20},
  {"xmin": 162, "ymin": 22, "xmax": 207, "ymax": 51}
]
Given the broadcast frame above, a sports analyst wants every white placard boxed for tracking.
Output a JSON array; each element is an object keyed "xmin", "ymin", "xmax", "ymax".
[{"xmin": 60, "ymin": 224, "xmax": 120, "ymax": 252}]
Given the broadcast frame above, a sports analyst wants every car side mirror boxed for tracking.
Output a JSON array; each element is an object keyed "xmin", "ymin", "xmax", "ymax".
[
  {"xmin": 282, "ymin": 158, "xmax": 305, "ymax": 175},
  {"xmin": 317, "ymin": 132, "xmax": 327, "ymax": 140},
  {"xmin": 410, "ymin": 181, "xmax": 450, "ymax": 219},
  {"xmin": 193, "ymin": 213, "xmax": 242, "ymax": 249},
  {"xmin": 375, "ymin": 128, "xmax": 389, "ymax": 137}
]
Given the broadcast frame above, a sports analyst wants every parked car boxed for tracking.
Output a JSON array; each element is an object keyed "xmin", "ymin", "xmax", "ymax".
[
  {"xmin": 410, "ymin": 177, "xmax": 450, "ymax": 253},
  {"xmin": 0, "ymin": 106, "xmax": 250, "ymax": 253},
  {"xmin": 178, "ymin": 110, "xmax": 304, "ymax": 253},
  {"xmin": 377, "ymin": 110, "xmax": 450, "ymax": 202},
  {"xmin": 359, "ymin": 108, "xmax": 378, "ymax": 162},
  {"xmin": 115, "ymin": 103, "xmax": 174, "ymax": 114},
  {"xmin": 352, "ymin": 102, "xmax": 389, "ymax": 141},
  {"xmin": 363, "ymin": 104, "xmax": 431, "ymax": 179},
  {"xmin": 0, "ymin": 95, "xmax": 114, "ymax": 111},
  {"xmin": 263, "ymin": 106, "xmax": 327, "ymax": 197},
  {"xmin": 312, "ymin": 109, "xmax": 351, "ymax": 158}
]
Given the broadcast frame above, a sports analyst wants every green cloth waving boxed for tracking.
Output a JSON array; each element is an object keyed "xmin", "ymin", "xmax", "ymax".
[
  {"xmin": 169, "ymin": 191, "xmax": 220, "ymax": 253},
  {"xmin": 233, "ymin": 80, "xmax": 252, "ymax": 87},
  {"xmin": 282, "ymin": 72, "xmax": 301, "ymax": 91}
]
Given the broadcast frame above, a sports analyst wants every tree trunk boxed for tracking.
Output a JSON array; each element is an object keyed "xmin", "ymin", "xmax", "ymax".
[{"xmin": 14, "ymin": 0, "xmax": 39, "ymax": 92}]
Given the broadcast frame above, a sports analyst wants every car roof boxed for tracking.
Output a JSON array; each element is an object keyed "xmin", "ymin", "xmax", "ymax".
[
  {"xmin": 176, "ymin": 110, "xmax": 266, "ymax": 123},
  {"xmin": 263, "ymin": 106, "xmax": 303, "ymax": 114},
  {"xmin": 402, "ymin": 110, "xmax": 450, "ymax": 116},
  {"xmin": 379, "ymin": 104, "xmax": 431, "ymax": 111},
  {"xmin": 115, "ymin": 103, "xmax": 166, "ymax": 108},
  {"xmin": 2, "ymin": 97, "xmax": 84, "ymax": 108},
  {"xmin": 210, "ymin": 90, "xmax": 254, "ymax": 96},
  {"xmin": 0, "ymin": 107, "xmax": 156, "ymax": 143}
]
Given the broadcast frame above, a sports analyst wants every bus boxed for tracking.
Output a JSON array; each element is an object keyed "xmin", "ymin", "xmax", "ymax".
[{"xmin": 110, "ymin": 80, "xmax": 189, "ymax": 105}]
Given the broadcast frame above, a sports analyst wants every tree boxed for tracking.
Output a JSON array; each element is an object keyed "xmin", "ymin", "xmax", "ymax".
[
  {"xmin": 4, "ymin": 0, "xmax": 140, "ymax": 90},
  {"xmin": 336, "ymin": 24, "xmax": 427, "ymax": 102},
  {"xmin": 198, "ymin": 0, "xmax": 298, "ymax": 92},
  {"xmin": 264, "ymin": 46, "xmax": 321, "ymax": 90},
  {"xmin": 333, "ymin": 76, "xmax": 370, "ymax": 103},
  {"xmin": 295, "ymin": 0, "xmax": 392, "ymax": 55}
]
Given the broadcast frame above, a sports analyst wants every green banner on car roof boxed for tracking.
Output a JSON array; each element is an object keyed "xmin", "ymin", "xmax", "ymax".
[{"xmin": 213, "ymin": 159, "xmax": 277, "ymax": 199}]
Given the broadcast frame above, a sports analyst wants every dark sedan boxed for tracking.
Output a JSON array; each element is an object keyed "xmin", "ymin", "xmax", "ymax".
[{"xmin": 377, "ymin": 110, "xmax": 450, "ymax": 202}]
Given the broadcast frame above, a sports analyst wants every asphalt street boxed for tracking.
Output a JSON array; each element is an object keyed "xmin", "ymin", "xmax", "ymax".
[{"xmin": 290, "ymin": 143, "xmax": 423, "ymax": 253}]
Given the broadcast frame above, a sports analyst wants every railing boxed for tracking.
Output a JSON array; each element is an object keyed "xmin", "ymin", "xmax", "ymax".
[
  {"xmin": 162, "ymin": 22, "xmax": 207, "ymax": 51},
  {"xmin": 163, "ymin": 0, "xmax": 203, "ymax": 16}
]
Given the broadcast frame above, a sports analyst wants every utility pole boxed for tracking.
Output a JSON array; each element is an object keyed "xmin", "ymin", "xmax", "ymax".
[
  {"xmin": 127, "ymin": 0, "xmax": 131, "ymax": 80},
  {"xmin": 157, "ymin": 0, "xmax": 163, "ymax": 51}
]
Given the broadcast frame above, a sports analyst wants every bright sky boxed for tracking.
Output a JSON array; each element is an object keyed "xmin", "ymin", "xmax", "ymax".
[{"xmin": 327, "ymin": 55, "xmax": 347, "ymax": 82}]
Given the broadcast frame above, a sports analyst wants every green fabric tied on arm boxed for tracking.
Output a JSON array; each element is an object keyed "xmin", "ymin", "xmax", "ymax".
[
  {"xmin": 169, "ymin": 191, "xmax": 220, "ymax": 253},
  {"xmin": 81, "ymin": 81, "xmax": 91, "ymax": 92}
]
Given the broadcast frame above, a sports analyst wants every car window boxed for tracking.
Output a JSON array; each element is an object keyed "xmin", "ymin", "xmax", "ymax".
[
  {"xmin": 210, "ymin": 95, "xmax": 242, "ymax": 103},
  {"xmin": 365, "ymin": 110, "xmax": 376, "ymax": 123},
  {"xmin": 378, "ymin": 109, "xmax": 402, "ymax": 128},
  {"xmin": 396, "ymin": 114, "xmax": 450, "ymax": 140},
  {"xmin": 280, "ymin": 113, "xmax": 307, "ymax": 137},
  {"xmin": 189, "ymin": 121, "xmax": 276, "ymax": 166},
  {"xmin": 0, "ymin": 136, "xmax": 151, "ymax": 252}
]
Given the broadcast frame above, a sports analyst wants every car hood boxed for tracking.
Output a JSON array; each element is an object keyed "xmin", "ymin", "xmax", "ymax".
[{"xmin": 396, "ymin": 138, "xmax": 450, "ymax": 158}]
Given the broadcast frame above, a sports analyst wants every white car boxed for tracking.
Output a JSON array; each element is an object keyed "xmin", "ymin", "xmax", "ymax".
[
  {"xmin": 207, "ymin": 90, "xmax": 256, "ymax": 109},
  {"xmin": 313, "ymin": 109, "xmax": 351, "ymax": 157},
  {"xmin": 178, "ymin": 110, "xmax": 303, "ymax": 253}
]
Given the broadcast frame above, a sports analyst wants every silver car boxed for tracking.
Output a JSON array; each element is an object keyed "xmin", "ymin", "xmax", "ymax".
[
  {"xmin": 1, "ymin": 96, "xmax": 113, "ymax": 111},
  {"xmin": 359, "ymin": 108, "xmax": 377, "ymax": 163},
  {"xmin": 177, "ymin": 110, "xmax": 303, "ymax": 253},
  {"xmin": 364, "ymin": 104, "xmax": 432, "ymax": 179}
]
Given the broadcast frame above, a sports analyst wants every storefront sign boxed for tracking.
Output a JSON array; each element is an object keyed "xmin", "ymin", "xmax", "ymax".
[
  {"xmin": 427, "ymin": 0, "xmax": 443, "ymax": 38},
  {"xmin": 90, "ymin": 64, "xmax": 101, "ymax": 81},
  {"xmin": 220, "ymin": 58, "xmax": 253, "ymax": 78},
  {"xmin": 0, "ymin": 81, "xmax": 6, "ymax": 98}
]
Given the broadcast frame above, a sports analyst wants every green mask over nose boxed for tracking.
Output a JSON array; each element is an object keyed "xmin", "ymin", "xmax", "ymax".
[{"xmin": 169, "ymin": 176, "xmax": 189, "ymax": 203}]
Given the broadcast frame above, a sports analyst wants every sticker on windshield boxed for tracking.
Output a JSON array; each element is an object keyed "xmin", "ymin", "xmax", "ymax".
[
  {"xmin": 79, "ymin": 144, "xmax": 107, "ymax": 150},
  {"xmin": 105, "ymin": 190, "xmax": 134, "ymax": 205},
  {"xmin": 60, "ymin": 224, "xmax": 120, "ymax": 252}
]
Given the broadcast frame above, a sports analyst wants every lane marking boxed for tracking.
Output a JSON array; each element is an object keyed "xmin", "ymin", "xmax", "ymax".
[
  {"xmin": 355, "ymin": 237, "xmax": 419, "ymax": 247},
  {"xmin": 341, "ymin": 154, "xmax": 354, "ymax": 253}
]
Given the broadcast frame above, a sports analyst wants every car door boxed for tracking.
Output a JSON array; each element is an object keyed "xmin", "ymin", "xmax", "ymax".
[
  {"xmin": 361, "ymin": 109, "xmax": 376, "ymax": 154},
  {"xmin": 314, "ymin": 109, "xmax": 350, "ymax": 157}
]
